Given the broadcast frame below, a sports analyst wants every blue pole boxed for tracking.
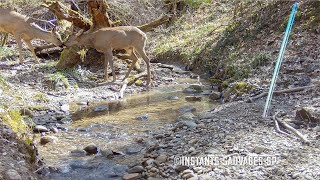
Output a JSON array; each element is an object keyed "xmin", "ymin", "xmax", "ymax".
[{"xmin": 263, "ymin": 2, "xmax": 298, "ymax": 117}]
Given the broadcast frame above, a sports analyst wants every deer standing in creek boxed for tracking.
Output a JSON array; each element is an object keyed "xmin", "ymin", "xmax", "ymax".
[
  {"xmin": 64, "ymin": 26, "xmax": 151, "ymax": 86},
  {"xmin": 0, "ymin": 8, "xmax": 62, "ymax": 63}
]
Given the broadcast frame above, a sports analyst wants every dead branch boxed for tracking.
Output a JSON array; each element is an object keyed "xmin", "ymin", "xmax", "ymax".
[
  {"xmin": 274, "ymin": 115, "xmax": 310, "ymax": 144},
  {"xmin": 42, "ymin": 1, "xmax": 92, "ymax": 30},
  {"xmin": 272, "ymin": 112, "xmax": 293, "ymax": 138},
  {"xmin": 138, "ymin": 15, "xmax": 170, "ymax": 32},
  {"xmin": 247, "ymin": 84, "xmax": 318, "ymax": 102}
]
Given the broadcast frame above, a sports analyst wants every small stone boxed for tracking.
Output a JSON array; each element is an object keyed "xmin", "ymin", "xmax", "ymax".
[
  {"xmin": 20, "ymin": 108, "xmax": 33, "ymax": 117},
  {"xmin": 156, "ymin": 154, "xmax": 167, "ymax": 163},
  {"xmin": 179, "ymin": 106, "xmax": 196, "ymax": 113},
  {"xmin": 60, "ymin": 104, "xmax": 69, "ymax": 112},
  {"xmin": 128, "ymin": 166, "xmax": 144, "ymax": 173},
  {"xmin": 50, "ymin": 127, "xmax": 59, "ymax": 133},
  {"xmin": 182, "ymin": 173, "xmax": 195, "ymax": 179},
  {"xmin": 185, "ymin": 96, "xmax": 202, "ymax": 102},
  {"xmin": 188, "ymin": 147, "xmax": 196, "ymax": 153},
  {"xmin": 93, "ymin": 105, "xmax": 108, "ymax": 112},
  {"xmin": 176, "ymin": 112, "xmax": 195, "ymax": 122},
  {"xmin": 168, "ymin": 96, "xmax": 179, "ymax": 100},
  {"xmin": 183, "ymin": 85, "xmax": 203, "ymax": 94},
  {"xmin": 101, "ymin": 150, "xmax": 114, "ymax": 158},
  {"xmin": 253, "ymin": 146, "xmax": 267, "ymax": 154},
  {"xmin": 209, "ymin": 92, "xmax": 221, "ymax": 100},
  {"xmin": 5, "ymin": 169, "xmax": 22, "ymax": 180},
  {"xmin": 182, "ymin": 121, "xmax": 197, "ymax": 129},
  {"xmin": 189, "ymin": 139, "xmax": 198, "ymax": 145},
  {"xmin": 136, "ymin": 114, "xmax": 149, "ymax": 121},
  {"xmin": 123, "ymin": 173, "xmax": 140, "ymax": 180},
  {"xmin": 126, "ymin": 145, "xmax": 143, "ymax": 155},
  {"xmin": 70, "ymin": 150, "xmax": 87, "ymax": 157},
  {"xmin": 150, "ymin": 167, "xmax": 158, "ymax": 173},
  {"xmin": 40, "ymin": 136, "xmax": 58, "ymax": 145},
  {"xmin": 33, "ymin": 125, "xmax": 49, "ymax": 133},
  {"xmin": 175, "ymin": 165, "xmax": 188, "ymax": 172},
  {"xmin": 83, "ymin": 144, "xmax": 98, "ymax": 155},
  {"xmin": 143, "ymin": 159, "xmax": 155, "ymax": 167}
]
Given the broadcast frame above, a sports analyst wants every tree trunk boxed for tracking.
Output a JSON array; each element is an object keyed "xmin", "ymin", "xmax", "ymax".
[{"xmin": 44, "ymin": 1, "xmax": 170, "ymax": 70}]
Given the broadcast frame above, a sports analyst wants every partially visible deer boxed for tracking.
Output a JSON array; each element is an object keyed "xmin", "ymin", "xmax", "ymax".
[
  {"xmin": 0, "ymin": 8, "xmax": 62, "ymax": 63},
  {"xmin": 64, "ymin": 26, "xmax": 151, "ymax": 86}
]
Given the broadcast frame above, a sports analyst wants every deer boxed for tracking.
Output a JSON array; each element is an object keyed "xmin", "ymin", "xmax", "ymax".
[
  {"xmin": 64, "ymin": 26, "xmax": 151, "ymax": 86},
  {"xmin": 0, "ymin": 8, "xmax": 62, "ymax": 63}
]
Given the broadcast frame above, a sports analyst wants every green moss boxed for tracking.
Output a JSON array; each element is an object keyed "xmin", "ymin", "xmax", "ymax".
[
  {"xmin": 0, "ymin": 110, "xmax": 27, "ymax": 133},
  {"xmin": 33, "ymin": 93, "xmax": 49, "ymax": 102},
  {"xmin": 46, "ymin": 72, "xmax": 70, "ymax": 89},
  {"xmin": 135, "ymin": 79, "xmax": 144, "ymax": 86}
]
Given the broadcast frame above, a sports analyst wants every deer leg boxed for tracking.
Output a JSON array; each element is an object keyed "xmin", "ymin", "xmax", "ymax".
[
  {"xmin": 109, "ymin": 54, "xmax": 116, "ymax": 82},
  {"xmin": 123, "ymin": 48, "xmax": 139, "ymax": 81},
  {"xmin": 24, "ymin": 40, "xmax": 40, "ymax": 63},
  {"xmin": 135, "ymin": 47, "xmax": 151, "ymax": 86},
  {"xmin": 14, "ymin": 33, "xmax": 23, "ymax": 64},
  {"xmin": 104, "ymin": 52, "xmax": 110, "ymax": 81}
]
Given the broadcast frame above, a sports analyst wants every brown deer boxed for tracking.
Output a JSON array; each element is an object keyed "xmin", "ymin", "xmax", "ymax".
[
  {"xmin": 64, "ymin": 26, "xmax": 151, "ymax": 86},
  {"xmin": 0, "ymin": 8, "xmax": 62, "ymax": 63}
]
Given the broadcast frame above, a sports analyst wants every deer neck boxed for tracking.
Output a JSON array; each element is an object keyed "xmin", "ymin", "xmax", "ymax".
[
  {"xmin": 78, "ymin": 33, "xmax": 94, "ymax": 47},
  {"xmin": 28, "ymin": 23, "xmax": 52, "ymax": 41}
]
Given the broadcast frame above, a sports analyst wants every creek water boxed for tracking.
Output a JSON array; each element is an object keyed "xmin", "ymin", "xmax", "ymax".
[{"xmin": 37, "ymin": 78, "xmax": 216, "ymax": 179}]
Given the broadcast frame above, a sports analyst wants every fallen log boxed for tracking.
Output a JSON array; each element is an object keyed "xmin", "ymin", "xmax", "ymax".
[{"xmin": 247, "ymin": 84, "xmax": 318, "ymax": 102}]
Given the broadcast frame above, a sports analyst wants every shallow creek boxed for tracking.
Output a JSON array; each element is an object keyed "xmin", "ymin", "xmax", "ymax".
[{"xmin": 37, "ymin": 78, "xmax": 217, "ymax": 179}]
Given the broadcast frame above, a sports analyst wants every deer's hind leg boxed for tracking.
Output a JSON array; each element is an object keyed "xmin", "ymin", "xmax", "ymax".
[
  {"xmin": 134, "ymin": 46, "xmax": 151, "ymax": 86},
  {"xmin": 123, "ymin": 47, "xmax": 140, "ymax": 81}
]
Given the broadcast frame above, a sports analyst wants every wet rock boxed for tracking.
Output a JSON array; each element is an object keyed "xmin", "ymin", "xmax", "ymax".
[
  {"xmin": 59, "ymin": 117, "xmax": 72, "ymax": 124},
  {"xmin": 60, "ymin": 104, "xmax": 69, "ymax": 112},
  {"xmin": 126, "ymin": 145, "xmax": 143, "ymax": 155},
  {"xmin": 185, "ymin": 96, "xmax": 202, "ymax": 102},
  {"xmin": 5, "ymin": 169, "xmax": 22, "ymax": 180},
  {"xmin": 150, "ymin": 167, "xmax": 158, "ymax": 173},
  {"xmin": 313, "ymin": 126, "xmax": 320, "ymax": 132},
  {"xmin": 176, "ymin": 112, "xmax": 195, "ymax": 122},
  {"xmin": 175, "ymin": 166, "xmax": 189, "ymax": 173},
  {"xmin": 183, "ymin": 85, "xmax": 203, "ymax": 94},
  {"xmin": 50, "ymin": 127, "xmax": 59, "ymax": 133},
  {"xmin": 33, "ymin": 125, "xmax": 49, "ymax": 133},
  {"xmin": 188, "ymin": 147, "xmax": 196, "ymax": 153},
  {"xmin": 181, "ymin": 169, "xmax": 195, "ymax": 179},
  {"xmin": 143, "ymin": 159, "xmax": 155, "ymax": 167},
  {"xmin": 101, "ymin": 149, "xmax": 114, "ymax": 158},
  {"xmin": 136, "ymin": 114, "xmax": 149, "ymax": 121},
  {"xmin": 173, "ymin": 67, "xmax": 189, "ymax": 74},
  {"xmin": 20, "ymin": 108, "xmax": 33, "ymax": 117},
  {"xmin": 40, "ymin": 136, "xmax": 58, "ymax": 145},
  {"xmin": 209, "ymin": 91, "xmax": 221, "ymax": 100},
  {"xmin": 70, "ymin": 150, "xmax": 87, "ymax": 157},
  {"xmin": 167, "ymin": 96, "xmax": 179, "ymax": 101},
  {"xmin": 295, "ymin": 107, "xmax": 320, "ymax": 124},
  {"xmin": 179, "ymin": 106, "xmax": 196, "ymax": 113},
  {"xmin": 93, "ymin": 105, "xmax": 109, "ymax": 112},
  {"xmin": 83, "ymin": 144, "xmax": 98, "ymax": 155},
  {"xmin": 182, "ymin": 121, "xmax": 198, "ymax": 129},
  {"xmin": 123, "ymin": 173, "xmax": 140, "ymax": 180},
  {"xmin": 128, "ymin": 166, "xmax": 144, "ymax": 173},
  {"xmin": 156, "ymin": 154, "xmax": 167, "ymax": 163},
  {"xmin": 189, "ymin": 139, "xmax": 198, "ymax": 145}
]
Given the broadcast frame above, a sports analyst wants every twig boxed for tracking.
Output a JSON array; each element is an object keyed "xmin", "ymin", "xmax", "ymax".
[
  {"xmin": 248, "ymin": 84, "xmax": 318, "ymax": 102},
  {"xmin": 274, "ymin": 115, "xmax": 310, "ymax": 144},
  {"xmin": 273, "ymin": 112, "xmax": 292, "ymax": 137}
]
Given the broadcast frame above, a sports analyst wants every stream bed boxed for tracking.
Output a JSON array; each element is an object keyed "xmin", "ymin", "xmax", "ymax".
[{"xmin": 36, "ymin": 78, "xmax": 217, "ymax": 179}]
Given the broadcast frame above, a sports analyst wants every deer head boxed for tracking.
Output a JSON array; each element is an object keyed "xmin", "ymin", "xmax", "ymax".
[
  {"xmin": 49, "ymin": 26, "xmax": 63, "ymax": 47},
  {"xmin": 64, "ymin": 27, "xmax": 85, "ymax": 47}
]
